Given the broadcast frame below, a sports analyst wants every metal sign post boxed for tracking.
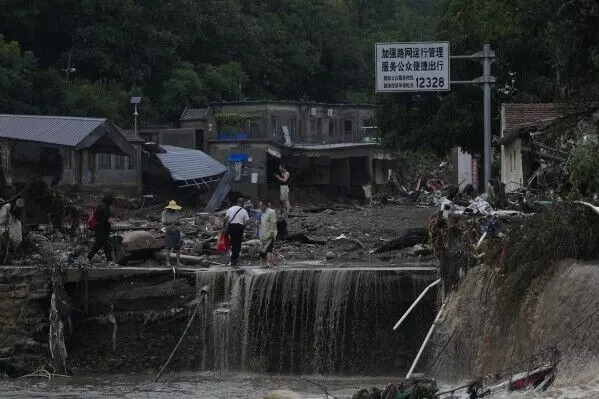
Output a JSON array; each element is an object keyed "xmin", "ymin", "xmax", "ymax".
[
  {"xmin": 375, "ymin": 42, "xmax": 496, "ymax": 193},
  {"xmin": 450, "ymin": 44, "xmax": 495, "ymax": 193}
]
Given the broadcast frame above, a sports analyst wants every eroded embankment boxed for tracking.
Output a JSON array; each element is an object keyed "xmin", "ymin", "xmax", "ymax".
[{"xmin": 428, "ymin": 260, "xmax": 599, "ymax": 384}]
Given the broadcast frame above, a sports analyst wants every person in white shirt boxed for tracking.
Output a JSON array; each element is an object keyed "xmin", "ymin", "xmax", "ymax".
[{"xmin": 225, "ymin": 197, "xmax": 250, "ymax": 267}]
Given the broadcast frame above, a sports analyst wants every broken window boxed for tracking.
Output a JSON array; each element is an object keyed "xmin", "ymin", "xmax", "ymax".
[
  {"xmin": 115, "ymin": 155, "xmax": 125, "ymax": 169},
  {"xmin": 98, "ymin": 153, "xmax": 111, "ymax": 170}
]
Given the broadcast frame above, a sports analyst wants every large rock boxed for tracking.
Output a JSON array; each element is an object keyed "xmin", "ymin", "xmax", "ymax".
[{"xmin": 264, "ymin": 390, "xmax": 303, "ymax": 399}]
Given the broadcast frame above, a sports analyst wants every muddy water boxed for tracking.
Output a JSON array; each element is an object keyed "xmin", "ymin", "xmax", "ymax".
[
  {"xmin": 2, "ymin": 373, "xmax": 599, "ymax": 398},
  {"xmin": 0, "ymin": 372, "xmax": 393, "ymax": 398}
]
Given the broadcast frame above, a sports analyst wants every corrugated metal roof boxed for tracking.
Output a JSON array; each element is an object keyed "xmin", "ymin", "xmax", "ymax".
[
  {"xmin": 156, "ymin": 145, "xmax": 227, "ymax": 181},
  {"xmin": 180, "ymin": 108, "xmax": 210, "ymax": 121},
  {"xmin": 0, "ymin": 114, "xmax": 108, "ymax": 147}
]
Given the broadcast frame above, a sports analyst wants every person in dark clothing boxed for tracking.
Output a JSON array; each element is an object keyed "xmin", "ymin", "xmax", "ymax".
[
  {"xmin": 87, "ymin": 194, "xmax": 115, "ymax": 264},
  {"xmin": 224, "ymin": 197, "xmax": 249, "ymax": 267}
]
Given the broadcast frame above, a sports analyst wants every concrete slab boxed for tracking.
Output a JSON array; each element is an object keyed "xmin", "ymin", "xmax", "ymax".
[{"xmin": 0, "ymin": 262, "xmax": 438, "ymax": 283}]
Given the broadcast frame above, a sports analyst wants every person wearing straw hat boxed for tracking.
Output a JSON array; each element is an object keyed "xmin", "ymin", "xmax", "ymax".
[{"xmin": 162, "ymin": 200, "xmax": 183, "ymax": 267}]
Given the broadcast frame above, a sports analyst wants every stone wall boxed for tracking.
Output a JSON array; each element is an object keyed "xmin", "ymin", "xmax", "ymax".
[{"xmin": 0, "ymin": 268, "xmax": 51, "ymax": 376}]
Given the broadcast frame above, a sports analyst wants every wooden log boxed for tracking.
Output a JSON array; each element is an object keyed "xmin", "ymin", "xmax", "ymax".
[{"xmin": 372, "ymin": 227, "xmax": 428, "ymax": 254}]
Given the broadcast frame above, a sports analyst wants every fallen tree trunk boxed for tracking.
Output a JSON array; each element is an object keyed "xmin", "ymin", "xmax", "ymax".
[{"xmin": 372, "ymin": 227, "xmax": 428, "ymax": 254}]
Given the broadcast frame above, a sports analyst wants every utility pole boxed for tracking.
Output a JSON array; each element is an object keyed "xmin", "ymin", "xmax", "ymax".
[
  {"xmin": 450, "ymin": 44, "xmax": 496, "ymax": 193},
  {"xmin": 375, "ymin": 41, "xmax": 496, "ymax": 193},
  {"xmin": 482, "ymin": 44, "xmax": 493, "ymax": 194}
]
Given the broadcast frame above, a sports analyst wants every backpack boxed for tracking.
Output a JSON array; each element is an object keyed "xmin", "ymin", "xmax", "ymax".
[{"xmin": 86, "ymin": 207, "xmax": 98, "ymax": 231}]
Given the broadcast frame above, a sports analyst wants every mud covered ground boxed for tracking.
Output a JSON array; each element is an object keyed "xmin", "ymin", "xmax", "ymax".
[
  {"xmin": 10, "ymin": 189, "xmax": 437, "ymax": 268},
  {"xmin": 262, "ymin": 204, "xmax": 436, "ymax": 265}
]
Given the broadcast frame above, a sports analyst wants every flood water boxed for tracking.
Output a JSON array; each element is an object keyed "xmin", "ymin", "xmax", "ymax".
[
  {"xmin": 2, "ymin": 372, "xmax": 599, "ymax": 398},
  {"xmin": 0, "ymin": 372, "xmax": 394, "ymax": 398}
]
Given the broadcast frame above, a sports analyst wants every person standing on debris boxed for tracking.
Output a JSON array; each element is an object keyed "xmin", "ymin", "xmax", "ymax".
[
  {"xmin": 275, "ymin": 164, "xmax": 291, "ymax": 215},
  {"xmin": 162, "ymin": 200, "xmax": 183, "ymax": 267},
  {"xmin": 258, "ymin": 200, "xmax": 277, "ymax": 268},
  {"xmin": 225, "ymin": 197, "xmax": 249, "ymax": 267},
  {"xmin": 87, "ymin": 194, "xmax": 115, "ymax": 265}
]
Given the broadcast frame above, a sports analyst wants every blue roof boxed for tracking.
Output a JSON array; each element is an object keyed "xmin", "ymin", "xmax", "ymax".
[{"xmin": 156, "ymin": 145, "xmax": 227, "ymax": 182}]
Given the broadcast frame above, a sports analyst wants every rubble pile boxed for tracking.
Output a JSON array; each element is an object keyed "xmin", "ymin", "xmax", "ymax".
[{"xmin": 1, "ymin": 180, "xmax": 441, "ymax": 267}]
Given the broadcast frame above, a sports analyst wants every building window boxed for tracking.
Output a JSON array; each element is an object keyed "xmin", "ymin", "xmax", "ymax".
[
  {"xmin": 363, "ymin": 118, "xmax": 374, "ymax": 127},
  {"xmin": 344, "ymin": 120, "xmax": 353, "ymax": 135},
  {"xmin": 98, "ymin": 153, "xmax": 111, "ymax": 170},
  {"xmin": 329, "ymin": 120, "xmax": 337, "ymax": 136},
  {"xmin": 115, "ymin": 155, "xmax": 125, "ymax": 169},
  {"xmin": 127, "ymin": 152, "xmax": 137, "ymax": 170}
]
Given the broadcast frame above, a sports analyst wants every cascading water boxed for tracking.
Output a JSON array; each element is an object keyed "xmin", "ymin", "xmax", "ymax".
[
  {"xmin": 193, "ymin": 267, "xmax": 436, "ymax": 375},
  {"xmin": 212, "ymin": 307, "xmax": 231, "ymax": 372}
]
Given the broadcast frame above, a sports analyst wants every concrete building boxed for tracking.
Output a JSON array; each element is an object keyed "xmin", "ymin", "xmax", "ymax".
[
  {"xmin": 134, "ymin": 101, "xmax": 386, "ymax": 201},
  {"xmin": 0, "ymin": 114, "xmax": 139, "ymax": 193},
  {"xmin": 200, "ymin": 101, "xmax": 384, "ymax": 200}
]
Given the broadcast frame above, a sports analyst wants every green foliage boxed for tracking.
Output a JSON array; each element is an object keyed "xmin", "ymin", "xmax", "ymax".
[
  {"xmin": 565, "ymin": 144, "xmax": 599, "ymax": 198},
  {"xmin": 378, "ymin": 0, "xmax": 599, "ymax": 156},
  {"xmin": 160, "ymin": 66, "xmax": 207, "ymax": 122},
  {"xmin": 0, "ymin": 35, "xmax": 36, "ymax": 113},
  {"xmin": 216, "ymin": 112, "xmax": 264, "ymax": 131},
  {"xmin": 503, "ymin": 204, "xmax": 599, "ymax": 274},
  {"xmin": 203, "ymin": 62, "xmax": 248, "ymax": 101},
  {"xmin": 63, "ymin": 80, "xmax": 135, "ymax": 125}
]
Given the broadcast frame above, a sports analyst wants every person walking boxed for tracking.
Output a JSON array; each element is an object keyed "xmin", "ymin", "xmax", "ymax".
[
  {"xmin": 258, "ymin": 200, "xmax": 277, "ymax": 268},
  {"xmin": 275, "ymin": 164, "xmax": 291, "ymax": 215},
  {"xmin": 162, "ymin": 200, "xmax": 183, "ymax": 267},
  {"xmin": 87, "ymin": 194, "xmax": 115, "ymax": 265},
  {"xmin": 225, "ymin": 197, "xmax": 249, "ymax": 267}
]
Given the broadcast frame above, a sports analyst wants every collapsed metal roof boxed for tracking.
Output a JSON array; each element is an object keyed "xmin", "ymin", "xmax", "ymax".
[
  {"xmin": 0, "ymin": 114, "xmax": 135, "ymax": 155},
  {"xmin": 155, "ymin": 145, "xmax": 228, "ymax": 188}
]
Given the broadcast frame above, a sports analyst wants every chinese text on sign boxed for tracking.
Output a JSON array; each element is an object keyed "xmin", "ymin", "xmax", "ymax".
[{"xmin": 375, "ymin": 42, "xmax": 450, "ymax": 92}]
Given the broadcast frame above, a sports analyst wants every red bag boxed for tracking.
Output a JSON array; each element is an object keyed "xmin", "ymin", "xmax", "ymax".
[
  {"xmin": 86, "ymin": 207, "xmax": 97, "ymax": 231},
  {"xmin": 216, "ymin": 233, "xmax": 231, "ymax": 253}
]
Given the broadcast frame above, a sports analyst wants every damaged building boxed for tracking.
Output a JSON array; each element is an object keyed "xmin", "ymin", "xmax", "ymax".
[
  {"xmin": 141, "ymin": 143, "xmax": 227, "ymax": 200},
  {"xmin": 500, "ymin": 103, "xmax": 599, "ymax": 192},
  {"xmin": 0, "ymin": 114, "xmax": 138, "ymax": 194},
  {"xmin": 173, "ymin": 101, "xmax": 390, "ymax": 200}
]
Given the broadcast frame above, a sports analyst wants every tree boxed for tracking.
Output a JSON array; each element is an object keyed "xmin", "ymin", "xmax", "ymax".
[
  {"xmin": 0, "ymin": 35, "xmax": 37, "ymax": 113},
  {"xmin": 160, "ymin": 66, "xmax": 207, "ymax": 122}
]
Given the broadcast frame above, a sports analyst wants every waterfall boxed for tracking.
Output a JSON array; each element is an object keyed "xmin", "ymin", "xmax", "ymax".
[
  {"xmin": 195, "ymin": 267, "xmax": 436, "ymax": 375},
  {"xmin": 213, "ymin": 307, "xmax": 231, "ymax": 372}
]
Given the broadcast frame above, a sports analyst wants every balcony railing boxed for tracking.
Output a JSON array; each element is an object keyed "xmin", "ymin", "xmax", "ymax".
[{"xmin": 214, "ymin": 128, "xmax": 379, "ymax": 145}]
